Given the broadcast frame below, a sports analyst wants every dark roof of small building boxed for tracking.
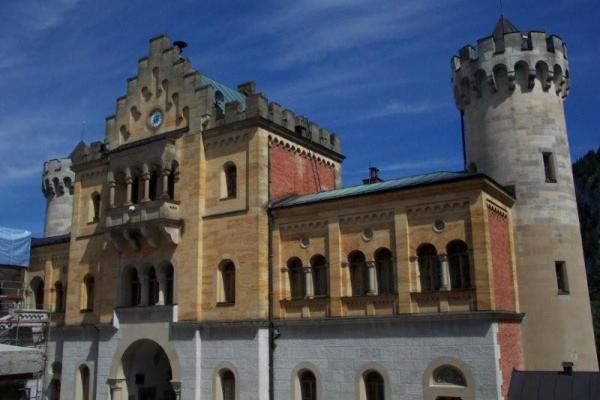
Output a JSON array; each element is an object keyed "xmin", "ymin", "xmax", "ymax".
[
  {"xmin": 270, "ymin": 171, "xmax": 501, "ymax": 209},
  {"xmin": 31, "ymin": 234, "xmax": 70, "ymax": 248},
  {"xmin": 509, "ymin": 370, "xmax": 600, "ymax": 400},
  {"xmin": 493, "ymin": 15, "xmax": 519, "ymax": 40}
]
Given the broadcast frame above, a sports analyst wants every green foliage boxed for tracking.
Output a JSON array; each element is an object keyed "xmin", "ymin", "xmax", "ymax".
[{"xmin": 573, "ymin": 147, "xmax": 600, "ymax": 349}]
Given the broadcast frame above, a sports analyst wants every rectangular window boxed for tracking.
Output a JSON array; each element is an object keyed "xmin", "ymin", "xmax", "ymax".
[
  {"xmin": 543, "ymin": 152, "xmax": 557, "ymax": 183},
  {"xmin": 555, "ymin": 261, "xmax": 569, "ymax": 294}
]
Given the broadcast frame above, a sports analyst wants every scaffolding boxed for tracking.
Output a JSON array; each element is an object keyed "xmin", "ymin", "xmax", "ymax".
[{"xmin": 0, "ymin": 280, "xmax": 51, "ymax": 400}]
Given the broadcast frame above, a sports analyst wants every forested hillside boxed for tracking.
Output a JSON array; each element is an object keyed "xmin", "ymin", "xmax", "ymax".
[{"xmin": 573, "ymin": 147, "xmax": 600, "ymax": 351}]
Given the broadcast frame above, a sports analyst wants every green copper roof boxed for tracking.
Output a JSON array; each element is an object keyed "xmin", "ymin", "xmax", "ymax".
[
  {"xmin": 201, "ymin": 75, "xmax": 246, "ymax": 112},
  {"xmin": 271, "ymin": 171, "xmax": 480, "ymax": 208}
]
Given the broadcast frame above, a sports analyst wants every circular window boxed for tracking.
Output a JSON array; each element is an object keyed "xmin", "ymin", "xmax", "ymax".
[
  {"xmin": 149, "ymin": 109, "xmax": 163, "ymax": 129},
  {"xmin": 362, "ymin": 228, "xmax": 374, "ymax": 241},
  {"xmin": 299, "ymin": 237, "xmax": 310, "ymax": 249},
  {"xmin": 433, "ymin": 219, "xmax": 445, "ymax": 233}
]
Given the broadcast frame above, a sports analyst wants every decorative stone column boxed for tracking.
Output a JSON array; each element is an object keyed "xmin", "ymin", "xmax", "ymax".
[
  {"xmin": 124, "ymin": 168, "xmax": 133, "ymax": 206},
  {"xmin": 366, "ymin": 261, "xmax": 378, "ymax": 295},
  {"xmin": 303, "ymin": 265, "xmax": 314, "ymax": 298},
  {"xmin": 170, "ymin": 380, "xmax": 182, "ymax": 400},
  {"xmin": 141, "ymin": 164, "xmax": 151, "ymax": 202},
  {"xmin": 161, "ymin": 167, "xmax": 171, "ymax": 200},
  {"xmin": 107, "ymin": 378, "xmax": 125, "ymax": 400},
  {"xmin": 107, "ymin": 171, "xmax": 116, "ymax": 208},
  {"xmin": 439, "ymin": 254, "xmax": 451, "ymax": 291}
]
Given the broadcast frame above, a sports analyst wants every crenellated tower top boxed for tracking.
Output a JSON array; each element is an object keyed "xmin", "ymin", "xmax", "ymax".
[{"xmin": 451, "ymin": 16, "xmax": 569, "ymax": 111}]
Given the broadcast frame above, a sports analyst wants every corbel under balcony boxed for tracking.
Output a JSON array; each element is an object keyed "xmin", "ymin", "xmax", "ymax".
[{"xmin": 104, "ymin": 200, "xmax": 183, "ymax": 252}]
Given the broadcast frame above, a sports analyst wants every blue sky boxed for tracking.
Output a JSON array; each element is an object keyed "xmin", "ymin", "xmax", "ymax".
[{"xmin": 0, "ymin": 0, "xmax": 598, "ymax": 237}]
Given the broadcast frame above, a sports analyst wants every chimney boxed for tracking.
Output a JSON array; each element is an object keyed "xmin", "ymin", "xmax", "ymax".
[
  {"xmin": 561, "ymin": 361, "xmax": 574, "ymax": 375},
  {"xmin": 362, "ymin": 166, "xmax": 383, "ymax": 184}
]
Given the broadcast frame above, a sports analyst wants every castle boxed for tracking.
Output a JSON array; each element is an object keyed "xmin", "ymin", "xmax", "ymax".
[{"xmin": 22, "ymin": 16, "xmax": 596, "ymax": 400}]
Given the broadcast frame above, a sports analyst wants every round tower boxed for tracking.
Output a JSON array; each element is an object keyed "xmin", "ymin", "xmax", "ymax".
[
  {"xmin": 42, "ymin": 158, "xmax": 75, "ymax": 237},
  {"xmin": 452, "ymin": 16, "xmax": 597, "ymax": 370}
]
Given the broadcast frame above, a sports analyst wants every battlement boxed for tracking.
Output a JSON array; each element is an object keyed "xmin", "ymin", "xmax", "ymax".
[
  {"xmin": 69, "ymin": 140, "xmax": 106, "ymax": 167},
  {"xmin": 451, "ymin": 27, "xmax": 569, "ymax": 111},
  {"xmin": 208, "ymin": 88, "xmax": 342, "ymax": 154},
  {"xmin": 42, "ymin": 158, "xmax": 74, "ymax": 199}
]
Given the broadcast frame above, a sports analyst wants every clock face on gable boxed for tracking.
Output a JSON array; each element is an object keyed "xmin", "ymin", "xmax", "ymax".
[{"xmin": 149, "ymin": 109, "xmax": 163, "ymax": 128}]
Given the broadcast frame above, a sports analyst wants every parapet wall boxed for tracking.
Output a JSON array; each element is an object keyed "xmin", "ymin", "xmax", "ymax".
[
  {"xmin": 452, "ymin": 30, "xmax": 569, "ymax": 111},
  {"xmin": 209, "ymin": 90, "xmax": 342, "ymax": 154}
]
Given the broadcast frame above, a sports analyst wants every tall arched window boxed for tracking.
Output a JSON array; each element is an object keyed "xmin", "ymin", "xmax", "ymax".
[
  {"xmin": 54, "ymin": 281, "xmax": 64, "ymax": 312},
  {"xmin": 30, "ymin": 277, "xmax": 44, "ymax": 309},
  {"xmin": 417, "ymin": 244, "xmax": 440, "ymax": 291},
  {"xmin": 220, "ymin": 369, "xmax": 235, "ymax": 400},
  {"xmin": 348, "ymin": 251, "xmax": 368, "ymax": 296},
  {"xmin": 288, "ymin": 257, "xmax": 305, "ymax": 299},
  {"xmin": 447, "ymin": 241, "xmax": 471, "ymax": 290},
  {"xmin": 375, "ymin": 248, "xmax": 394, "ymax": 295},
  {"xmin": 76, "ymin": 364, "xmax": 90, "ymax": 400},
  {"xmin": 131, "ymin": 175, "xmax": 140, "ymax": 204},
  {"xmin": 364, "ymin": 370, "xmax": 385, "ymax": 400},
  {"xmin": 164, "ymin": 264, "xmax": 174, "ymax": 305},
  {"xmin": 89, "ymin": 192, "xmax": 101, "ymax": 223},
  {"xmin": 310, "ymin": 255, "xmax": 328, "ymax": 297},
  {"xmin": 219, "ymin": 260, "xmax": 236, "ymax": 304},
  {"xmin": 149, "ymin": 170, "xmax": 158, "ymax": 201},
  {"xmin": 168, "ymin": 162, "xmax": 178, "ymax": 200},
  {"xmin": 81, "ymin": 275, "xmax": 94, "ymax": 311},
  {"xmin": 148, "ymin": 267, "xmax": 159, "ymax": 306},
  {"xmin": 125, "ymin": 268, "xmax": 140, "ymax": 306},
  {"xmin": 299, "ymin": 370, "xmax": 317, "ymax": 400},
  {"xmin": 224, "ymin": 163, "xmax": 237, "ymax": 198}
]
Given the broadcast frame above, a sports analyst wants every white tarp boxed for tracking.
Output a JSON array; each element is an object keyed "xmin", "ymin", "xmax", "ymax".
[{"xmin": 0, "ymin": 227, "xmax": 31, "ymax": 268}]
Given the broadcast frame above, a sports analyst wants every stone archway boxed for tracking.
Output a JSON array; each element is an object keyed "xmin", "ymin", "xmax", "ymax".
[{"xmin": 108, "ymin": 339, "xmax": 181, "ymax": 400}]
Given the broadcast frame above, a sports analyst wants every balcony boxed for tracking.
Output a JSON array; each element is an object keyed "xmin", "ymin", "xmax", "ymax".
[
  {"xmin": 410, "ymin": 288, "xmax": 475, "ymax": 313},
  {"xmin": 105, "ymin": 200, "xmax": 183, "ymax": 252}
]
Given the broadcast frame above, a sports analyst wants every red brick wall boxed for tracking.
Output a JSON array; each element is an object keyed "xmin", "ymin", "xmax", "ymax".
[
  {"xmin": 488, "ymin": 208, "xmax": 523, "ymax": 397},
  {"xmin": 270, "ymin": 141, "xmax": 335, "ymax": 201},
  {"xmin": 498, "ymin": 321, "xmax": 524, "ymax": 397},
  {"xmin": 488, "ymin": 209, "xmax": 515, "ymax": 310}
]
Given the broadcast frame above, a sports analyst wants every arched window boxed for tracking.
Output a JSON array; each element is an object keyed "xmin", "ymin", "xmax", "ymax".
[
  {"xmin": 125, "ymin": 268, "xmax": 140, "ymax": 306},
  {"xmin": 348, "ymin": 251, "xmax": 368, "ymax": 296},
  {"xmin": 288, "ymin": 257, "xmax": 305, "ymax": 299},
  {"xmin": 375, "ymin": 248, "xmax": 394, "ymax": 295},
  {"xmin": 310, "ymin": 255, "xmax": 328, "ymax": 297},
  {"xmin": 168, "ymin": 162, "xmax": 178, "ymax": 200},
  {"xmin": 148, "ymin": 267, "xmax": 159, "ymax": 306},
  {"xmin": 81, "ymin": 275, "xmax": 94, "ymax": 311},
  {"xmin": 220, "ymin": 369, "xmax": 235, "ymax": 400},
  {"xmin": 30, "ymin": 277, "xmax": 44, "ymax": 309},
  {"xmin": 89, "ymin": 192, "xmax": 101, "ymax": 223},
  {"xmin": 223, "ymin": 163, "xmax": 237, "ymax": 198},
  {"xmin": 131, "ymin": 175, "xmax": 140, "ymax": 204},
  {"xmin": 161, "ymin": 263, "xmax": 175, "ymax": 305},
  {"xmin": 149, "ymin": 170, "xmax": 158, "ymax": 201},
  {"xmin": 432, "ymin": 365, "xmax": 467, "ymax": 386},
  {"xmin": 447, "ymin": 241, "xmax": 471, "ymax": 290},
  {"xmin": 364, "ymin": 370, "xmax": 385, "ymax": 400},
  {"xmin": 76, "ymin": 364, "xmax": 90, "ymax": 400},
  {"xmin": 299, "ymin": 370, "xmax": 317, "ymax": 400},
  {"xmin": 418, "ymin": 244, "xmax": 440, "ymax": 291},
  {"xmin": 54, "ymin": 281, "xmax": 64, "ymax": 312},
  {"xmin": 219, "ymin": 260, "xmax": 236, "ymax": 304},
  {"xmin": 49, "ymin": 362, "xmax": 62, "ymax": 400}
]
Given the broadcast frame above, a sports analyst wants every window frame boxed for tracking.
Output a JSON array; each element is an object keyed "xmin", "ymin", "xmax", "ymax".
[{"xmin": 555, "ymin": 260, "xmax": 569, "ymax": 295}]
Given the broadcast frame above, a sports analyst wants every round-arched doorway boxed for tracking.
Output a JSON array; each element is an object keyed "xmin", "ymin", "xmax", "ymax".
[{"xmin": 119, "ymin": 339, "xmax": 176, "ymax": 400}]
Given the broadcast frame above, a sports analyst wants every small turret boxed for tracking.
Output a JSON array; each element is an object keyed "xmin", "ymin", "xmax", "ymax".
[{"xmin": 42, "ymin": 158, "xmax": 74, "ymax": 237}]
